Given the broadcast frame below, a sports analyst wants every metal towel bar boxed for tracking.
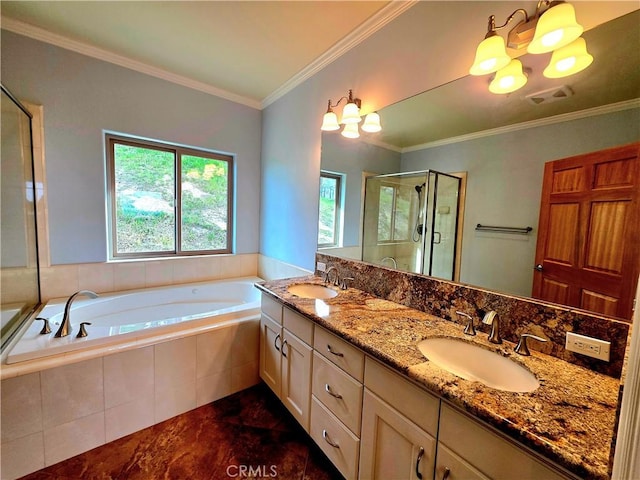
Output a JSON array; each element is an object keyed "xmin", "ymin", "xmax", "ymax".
[{"xmin": 475, "ymin": 224, "xmax": 533, "ymax": 234}]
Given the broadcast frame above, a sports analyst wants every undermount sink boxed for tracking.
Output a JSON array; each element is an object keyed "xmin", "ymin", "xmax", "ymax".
[
  {"xmin": 288, "ymin": 283, "xmax": 338, "ymax": 300},
  {"xmin": 417, "ymin": 338, "xmax": 539, "ymax": 393}
]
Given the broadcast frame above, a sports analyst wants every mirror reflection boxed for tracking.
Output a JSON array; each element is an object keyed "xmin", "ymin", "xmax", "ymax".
[
  {"xmin": 1, "ymin": 85, "xmax": 41, "ymax": 348},
  {"xmin": 318, "ymin": 11, "xmax": 640, "ymax": 320}
]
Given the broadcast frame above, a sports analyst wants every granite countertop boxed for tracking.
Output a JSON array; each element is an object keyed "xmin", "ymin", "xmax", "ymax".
[{"xmin": 256, "ymin": 275, "xmax": 622, "ymax": 480}]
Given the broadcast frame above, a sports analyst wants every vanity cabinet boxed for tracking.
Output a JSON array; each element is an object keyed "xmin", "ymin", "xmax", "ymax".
[
  {"xmin": 310, "ymin": 326, "xmax": 365, "ymax": 480},
  {"xmin": 259, "ymin": 294, "xmax": 313, "ymax": 431},
  {"xmin": 360, "ymin": 357, "xmax": 439, "ymax": 480}
]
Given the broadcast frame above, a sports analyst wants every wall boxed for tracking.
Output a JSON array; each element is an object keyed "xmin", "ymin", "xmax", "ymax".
[
  {"xmin": 1, "ymin": 30, "xmax": 262, "ymax": 265},
  {"xmin": 401, "ymin": 108, "xmax": 640, "ymax": 296}
]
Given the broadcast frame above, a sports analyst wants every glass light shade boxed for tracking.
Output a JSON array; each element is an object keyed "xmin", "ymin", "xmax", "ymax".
[
  {"xmin": 361, "ymin": 112, "xmax": 382, "ymax": 133},
  {"xmin": 543, "ymin": 37, "xmax": 593, "ymax": 78},
  {"xmin": 489, "ymin": 59, "xmax": 528, "ymax": 94},
  {"xmin": 320, "ymin": 111, "xmax": 340, "ymax": 131},
  {"xmin": 341, "ymin": 101, "xmax": 362, "ymax": 124},
  {"xmin": 469, "ymin": 34, "xmax": 511, "ymax": 75},
  {"xmin": 341, "ymin": 122, "xmax": 360, "ymax": 139},
  {"xmin": 527, "ymin": 2, "xmax": 583, "ymax": 54}
]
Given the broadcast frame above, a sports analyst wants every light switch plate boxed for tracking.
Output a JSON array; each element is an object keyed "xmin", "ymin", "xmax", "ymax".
[
  {"xmin": 565, "ymin": 332, "xmax": 610, "ymax": 362},
  {"xmin": 316, "ymin": 261, "xmax": 327, "ymax": 272}
]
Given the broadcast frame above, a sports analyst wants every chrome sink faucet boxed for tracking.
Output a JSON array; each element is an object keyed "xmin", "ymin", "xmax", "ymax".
[
  {"xmin": 324, "ymin": 266, "xmax": 340, "ymax": 286},
  {"xmin": 482, "ymin": 310, "xmax": 502, "ymax": 344},
  {"xmin": 54, "ymin": 290, "xmax": 99, "ymax": 338}
]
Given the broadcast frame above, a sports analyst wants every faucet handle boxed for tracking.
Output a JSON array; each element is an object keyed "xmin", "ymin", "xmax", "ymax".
[
  {"xmin": 456, "ymin": 311, "xmax": 475, "ymax": 336},
  {"xmin": 340, "ymin": 277, "xmax": 354, "ymax": 290},
  {"xmin": 36, "ymin": 317, "xmax": 51, "ymax": 335},
  {"xmin": 515, "ymin": 333, "xmax": 547, "ymax": 356},
  {"xmin": 77, "ymin": 322, "xmax": 92, "ymax": 338}
]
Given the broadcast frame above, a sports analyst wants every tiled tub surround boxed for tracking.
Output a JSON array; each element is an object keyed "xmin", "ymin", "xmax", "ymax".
[
  {"xmin": 257, "ymin": 275, "xmax": 623, "ymax": 480},
  {"xmin": 0, "ymin": 317, "xmax": 260, "ymax": 480},
  {"xmin": 317, "ymin": 253, "xmax": 630, "ymax": 378}
]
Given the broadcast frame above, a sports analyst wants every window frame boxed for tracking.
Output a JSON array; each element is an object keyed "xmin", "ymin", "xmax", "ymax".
[
  {"xmin": 105, "ymin": 133, "xmax": 234, "ymax": 259},
  {"xmin": 318, "ymin": 171, "xmax": 343, "ymax": 248}
]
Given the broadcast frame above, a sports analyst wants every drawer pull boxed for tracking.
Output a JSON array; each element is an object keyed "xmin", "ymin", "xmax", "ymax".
[
  {"xmin": 274, "ymin": 334, "xmax": 281, "ymax": 352},
  {"xmin": 281, "ymin": 339, "xmax": 288, "ymax": 358},
  {"xmin": 440, "ymin": 467, "xmax": 451, "ymax": 480},
  {"xmin": 325, "ymin": 384, "xmax": 343, "ymax": 399},
  {"xmin": 327, "ymin": 344, "xmax": 344, "ymax": 357},
  {"xmin": 416, "ymin": 446, "xmax": 425, "ymax": 479},
  {"xmin": 322, "ymin": 429, "xmax": 340, "ymax": 448}
]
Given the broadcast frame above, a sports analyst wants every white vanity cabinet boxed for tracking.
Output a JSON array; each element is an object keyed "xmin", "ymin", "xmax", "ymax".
[
  {"xmin": 259, "ymin": 294, "xmax": 313, "ymax": 431},
  {"xmin": 310, "ymin": 326, "xmax": 365, "ymax": 480},
  {"xmin": 437, "ymin": 404, "xmax": 575, "ymax": 480},
  {"xmin": 359, "ymin": 357, "xmax": 439, "ymax": 480}
]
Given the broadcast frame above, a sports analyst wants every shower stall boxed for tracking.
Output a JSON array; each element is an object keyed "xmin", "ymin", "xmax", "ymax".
[{"xmin": 362, "ymin": 170, "xmax": 461, "ymax": 280}]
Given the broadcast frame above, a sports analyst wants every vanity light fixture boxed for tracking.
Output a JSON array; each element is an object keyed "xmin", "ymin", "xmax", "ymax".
[
  {"xmin": 320, "ymin": 89, "xmax": 382, "ymax": 138},
  {"xmin": 470, "ymin": 1, "xmax": 590, "ymax": 94}
]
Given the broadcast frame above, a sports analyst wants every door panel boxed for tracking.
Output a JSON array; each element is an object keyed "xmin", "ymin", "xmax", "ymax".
[{"xmin": 533, "ymin": 143, "xmax": 640, "ymax": 320}]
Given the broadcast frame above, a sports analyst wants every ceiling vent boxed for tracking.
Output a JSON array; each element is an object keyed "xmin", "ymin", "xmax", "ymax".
[{"xmin": 525, "ymin": 86, "xmax": 574, "ymax": 105}]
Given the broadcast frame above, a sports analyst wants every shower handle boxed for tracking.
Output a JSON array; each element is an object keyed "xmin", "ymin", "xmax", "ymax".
[{"xmin": 433, "ymin": 232, "xmax": 442, "ymax": 244}]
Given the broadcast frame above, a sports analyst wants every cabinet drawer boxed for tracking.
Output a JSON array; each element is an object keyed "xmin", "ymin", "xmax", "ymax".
[
  {"xmin": 439, "ymin": 404, "xmax": 572, "ymax": 480},
  {"xmin": 312, "ymin": 351, "xmax": 363, "ymax": 435},
  {"xmin": 435, "ymin": 444, "xmax": 490, "ymax": 480},
  {"xmin": 261, "ymin": 293, "xmax": 282, "ymax": 323},
  {"xmin": 364, "ymin": 357, "xmax": 439, "ymax": 437},
  {"xmin": 314, "ymin": 327, "xmax": 365, "ymax": 381},
  {"xmin": 283, "ymin": 307, "xmax": 314, "ymax": 345},
  {"xmin": 310, "ymin": 395, "xmax": 360, "ymax": 480}
]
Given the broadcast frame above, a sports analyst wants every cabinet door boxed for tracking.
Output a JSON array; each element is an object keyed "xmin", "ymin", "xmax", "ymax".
[
  {"xmin": 359, "ymin": 390, "xmax": 436, "ymax": 480},
  {"xmin": 435, "ymin": 444, "xmax": 490, "ymax": 480},
  {"xmin": 281, "ymin": 330, "xmax": 312, "ymax": 431},
  {"xmin": 259, "ymin": 314, "xmax": 282, "ymax": 396}
]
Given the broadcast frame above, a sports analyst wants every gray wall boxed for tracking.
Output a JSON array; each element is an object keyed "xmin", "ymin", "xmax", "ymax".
[
  {"xmin": 401, "ymin": 108, "xmax": 640, "ymax": 296},
  {"xmin": 320, "ymin": 133, "xmax": 400, "ymax": 247},
  {"xmin": 1, "ymin": 31, "xmax": 262, "ymax": 264}
]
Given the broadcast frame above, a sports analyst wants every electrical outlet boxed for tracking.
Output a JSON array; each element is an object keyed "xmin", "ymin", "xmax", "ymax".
[
  {"xmin": 316, "ymin": 261, "xmax": 327, "ymax": 272},
  {"xmin": 565, "ymin": 332, "xmax": 610, "ymax": 362}
]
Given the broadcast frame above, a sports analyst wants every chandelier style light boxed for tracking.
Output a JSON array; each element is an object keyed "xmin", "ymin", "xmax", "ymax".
[{"xmin": 320, "ymin": 89, "xmax": 382, "ymax": 138}]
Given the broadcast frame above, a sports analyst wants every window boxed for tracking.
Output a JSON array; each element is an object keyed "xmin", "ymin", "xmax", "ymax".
[
  {"xmin": 106, "ymin": 134, "xmax": 233, "ymax": 258},
  {"xmin": 318, "ymin": 172, "xmax": 343, "ymax": 247},
  {"xmin": 377, "ymin": 182, "xmax": 411, "ymax": 242}
]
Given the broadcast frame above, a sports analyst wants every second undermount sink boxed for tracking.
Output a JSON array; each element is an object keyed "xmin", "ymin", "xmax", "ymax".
[
  {"xmin": 288, "ymin": 283, "xmax": 338, "ymax": 300},
  {"xmin": 417, "ymin": 338, "xmax": 539, "ymax": 393}
]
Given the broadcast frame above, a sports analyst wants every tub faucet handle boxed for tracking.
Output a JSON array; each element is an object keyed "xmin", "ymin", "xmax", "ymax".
[
  {"xmin": 515, "ymin": 333, "xmax": 547, "ymax": 356},
  {"xmin": 77, "ymin": 322, "xmax": 92, "ymax": 338},
  {"xmin": 36, "ymin": 317, "xmax": 51, "ymax": 335},
  {"xmin": 456, "ymin": 311, "xmax": 475, "ymax": 336}
]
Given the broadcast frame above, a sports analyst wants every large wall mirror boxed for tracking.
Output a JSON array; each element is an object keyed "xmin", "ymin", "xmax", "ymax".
[
  {"xmin": 1, "ymin": 85, "xmax": 41, "ymax": 349},
  {"xmin": 318, "ymin": 11, "xmax": 640, "ymax": 320}
]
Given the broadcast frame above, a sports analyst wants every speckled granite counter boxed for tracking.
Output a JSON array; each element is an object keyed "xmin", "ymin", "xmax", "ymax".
[{"xmin": 256, "ymin": 275, "xmax": 622, "ymax": 480}]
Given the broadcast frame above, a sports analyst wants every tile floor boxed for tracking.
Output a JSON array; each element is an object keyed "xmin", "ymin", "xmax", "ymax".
[{"xmin": 19, "ymin": 383, "xmax": 344, "ymax": 480}]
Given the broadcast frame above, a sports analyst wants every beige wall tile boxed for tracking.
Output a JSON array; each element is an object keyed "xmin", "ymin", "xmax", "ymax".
[
  {"xmin": 145, "ymin": 260, "xmax": 174, "ymax": 288},
  {"xmin": 40, "ymin": 358, "xmax": 104, "ymax": 429},
  {"xmin": 154, "ymin": 378, "xmax": 196, "ymax": 423},
  {"xmin": 104, "ymin": 346, "xmax": 154, "ymax": 409},
  {"xmin": 196, "ymin": 370, "xmax": 232, "ymax": 407},
  {"xmin": 154, "ymin": 337, "xmax": 196, "ymax": 392},
  {"xmin": 105, "ymin": 395, "xmax": 155, "ymax": 443},
  {"xmin": 230, "ymin": 318, "xmax": 260, "ymax": 368},
  {"xmin": 196, "ymin": 327, "xmax": 233, "ymax": 379},
  {"xmin": 231, "ymin": 361, "xmax": 260, "ymax": 393},
  {"xmin": 1, "ymin": 372, "xmax": 42, "ymax": 442},
  {"xmin": 78, "ymin": 263, "xmax": 115, "ymax": 293},
  {"xmin": 1, "ymin": 432, "xmax": 44, "ymax": 479},
  {"xmin": 113, "ymin": 262, "xmax": 146, "ymax": 291},
  {"xmin": 40, "ymin": 265, "xmax": 79, "ymax": 300},
  {"xmin": 43, "ymin": 412, "xmax": 105, "ymax": 466}
]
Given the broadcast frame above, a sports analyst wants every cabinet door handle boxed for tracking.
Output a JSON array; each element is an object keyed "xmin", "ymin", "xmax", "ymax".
[
  {"xmin": 274, "ymin": 334, "xmax": 281, "ymax": 352},
  {"xmin": 322, "ymin": 429, "xmax": 340, "ymax": 448},
  {"xmin": 441, "ymin": 467, "xmax": 451, "ymax": 480},
  {"xmin": 415, "ymin": 446, "xmax": 425, "ymax": 479},
  {"xmin": 325, "ymin": 384, "xmax": 342, "ymax": 399},
  {"xmin": 281, "ymin": 339, "xmax": 288, "ymax": 358},
  {"xmin": 327, "ymin": 344, "xmax": 344, "ymax": 357}
]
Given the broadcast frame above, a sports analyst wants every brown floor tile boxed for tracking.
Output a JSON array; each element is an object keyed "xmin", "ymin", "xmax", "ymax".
[{"xmin": 19, "ymin": 383, "xmax": 344, "ymax": 480}]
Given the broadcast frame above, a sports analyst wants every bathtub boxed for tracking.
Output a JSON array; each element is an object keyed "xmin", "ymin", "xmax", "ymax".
[{"xmin": 6, "ymin": 276, "xmax": 262, "ymax": 365}]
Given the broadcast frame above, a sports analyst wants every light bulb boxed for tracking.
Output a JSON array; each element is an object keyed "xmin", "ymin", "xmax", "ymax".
[
  {"xmin": 341, "ymin": 122, "xmax": 360, "ymax": 139},
  {"xmin": 489, "ymin": 59, "xmax": 528, "ymax": 94},
  {"xmin": 543, "ymin": 37, "xmax": 593, "ymax": 78}
]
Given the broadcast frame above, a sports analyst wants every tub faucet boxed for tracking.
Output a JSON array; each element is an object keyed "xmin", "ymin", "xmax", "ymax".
[
  {"xmin": 482, "ymin": 310, "xmax": 502, "ymax": 344},
  {"xmin": 380, "ymin": 256, "xmax": 397, "ymax": 269},
  {"xmin": 324, "ymin": 266, "xmax": 340, "ymax": 286},
  {"xmin": 54, "ymin": 290, "xmax": 99, "ymax": 338}
]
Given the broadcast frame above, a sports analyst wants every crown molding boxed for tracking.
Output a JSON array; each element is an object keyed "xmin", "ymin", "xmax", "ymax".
[
  {"xmin": 402, "ymin": 99, "xmax": 640, "ymax": 153},
  {"xmin": 1, "ymin": 16, "xmax": 262, "ymax": 110},
  {"xmin": 261, "ymin": 0, "xmax": 418, "ymax": 108}
]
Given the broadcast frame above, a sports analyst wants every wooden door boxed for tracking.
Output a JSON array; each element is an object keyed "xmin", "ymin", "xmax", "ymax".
[{"xmin": 533, "ymin": 143, "xmax": 640, "ymax": 320}]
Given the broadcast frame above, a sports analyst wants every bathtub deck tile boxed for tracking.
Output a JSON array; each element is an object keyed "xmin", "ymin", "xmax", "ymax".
[{"xmin": 20, "ymin": 383, "xmax": 343, "ymax": 480}]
